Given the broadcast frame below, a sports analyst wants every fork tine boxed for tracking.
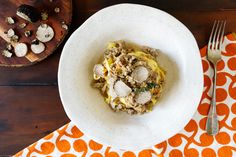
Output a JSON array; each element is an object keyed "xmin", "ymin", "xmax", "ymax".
[
  {"xmin": 219, "ymin": 21, "xmax": 226, "ymax": 49},
  {"xmin": 208, "ymin": 20, "xmax": 217, "ymax": 51},
  {"xmin": 215, "ymin": 21, "xmax": 224, "ymax": 50},
  {"xmin": 212, "ymin": 20, "xmax": 220, "ymax": 50}
]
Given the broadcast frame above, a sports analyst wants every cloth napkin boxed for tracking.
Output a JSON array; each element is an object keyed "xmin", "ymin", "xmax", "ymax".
[{"xmin": 14, "ymin": 33, "xmax": 236, "ymax": 157}]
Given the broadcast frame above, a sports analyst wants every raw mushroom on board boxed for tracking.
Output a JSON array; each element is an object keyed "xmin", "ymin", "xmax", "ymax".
[
  {"xmin": 36, "ymin": 24, "xmax": 54, "ymax": 43},
  {"xmin": 16, "ymin": 4, "xmax": 40, "ymax": 23},
  {"xmin": 5, "ymin": 17, "xmax": 15, "ymax": 24},
  {"xmin": 0, "ymin": 0, "xmax": 72, "ymax": 67},
  {"xmin": 14, "ymin": 43, "xmax": 28, "ymax": 57},
  {"xmin": 31, "ymin": 39, "xmax": 45, "ymax": 54},
  {"xmin": 7, "ymin": 29, "xmax": 15, "ymax": 38},
  {"xmin": 2, "ymin": 50, "xmax": 12, "ymax": 58}
]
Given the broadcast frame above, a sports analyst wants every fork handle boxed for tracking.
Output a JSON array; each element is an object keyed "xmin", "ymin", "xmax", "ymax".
[{"xmin": 206, "ymin": 66, "xmax": 219, "ymax": 135}]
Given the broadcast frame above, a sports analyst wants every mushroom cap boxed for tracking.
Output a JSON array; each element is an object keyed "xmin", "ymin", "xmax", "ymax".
[
  {"xmin": 31, "ymin": 41, "xmax": 45, "ymax": 54},
  {"xmin": 6, "ymin": 17, "xmax": 15, "ymax": 24},
  {"xmin": 14, "ymin": 43, "xmax": 28, "ymax": 57},
  {"xmin": 114, "ymin": 80, "xmax": 132, "ymax": 97},
  {"xmin": 132, "ymin": 66, "xmax": 149, "ymax": 83},
  {"xmin": 36, "ymin": 24, "xmax": 54, "ymax": 43},
  {"xmin": 135, "ymin": 91, "xmax": 152, "ymax": 105},
  {"xmin": 7, "ymin": 29, "xmax": 15, "ymax": 38},
  {"xmin": 2, "ymin": 50, "xmax": 12, "ymax": 58},
  {"xmin": 93, "ymin": 64, "xmax": 104, "ymax": 77}
]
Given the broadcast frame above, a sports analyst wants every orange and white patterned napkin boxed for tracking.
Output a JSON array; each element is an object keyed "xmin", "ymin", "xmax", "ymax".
[{"xmin": 14, "ymin": 34, "xmax": 236, "ymax": 157}]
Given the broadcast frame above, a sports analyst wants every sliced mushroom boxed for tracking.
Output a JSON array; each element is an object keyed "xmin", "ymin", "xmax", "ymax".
[
  {"xmin": 2, "ymin": 49, "xmax": 12, "ymax": 58},
  {"xmin": 36, "ymin": 24, "xmax": 54, "ymax": 43},
  {"xmin": 108, "ymin": 77, "xmax": 117, "ymax": 99},
  {"xmin": 7, "ymin": 28, "xmax": 15, "ymax": 38},
  {"xmin": 110, "ymin": 102, "xmax": 117, "ymax": 109},
  {"xmin": 93, "ymin": 64, "xmax": 105, "ymax": 77},
  {"xmin": 24, "ymin": 30, "xmax": 31, "ymax": 37},
  {"xmin": 10, "ymin": 35, "xmax": 19, "ymax": 42},
  {"xmin": 132, "ymin": 66, "xmax": 149, "ymax": 83},
  {"xmin": 19, "ymin": 23, "xmax": 27, "ymax": 29},
  {"xmin": 14, "ymin": 43, "xmax": 28, "ymax": 57},
  {"xmin": 6, "ymin": 17, "xmax": 15, "ymax": 25},
  {"xmin": 31, "ymin": 39, "xmax": 45, "ymax": 54},
  {"xmin": 116, "ymin": 104, "xmax": 123, "ymax": 110},
  {"xmin": 135, "ymin": 91, "xmax": 152, "ymax": 105},
  {"xmin": 114, "ymin": 80, "xmax": 132, "ymax": 97},
  {"xmin": 6, "ymin": 43, "xmax": 13, "ymax": 51},
  {"xmin": 16, "ymin": 4, "xmax": 40, "ymax": 22}
]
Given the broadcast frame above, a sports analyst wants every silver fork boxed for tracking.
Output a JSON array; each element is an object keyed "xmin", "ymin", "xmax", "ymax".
[{"xmin": 206, "ymin": 20, "xmax": 226, "ymax": 135}]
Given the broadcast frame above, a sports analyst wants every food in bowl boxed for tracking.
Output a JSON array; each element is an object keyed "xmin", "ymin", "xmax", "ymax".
[{"xmin": 92, "ymin": 41, "xmax": 165, "ymax": 114}]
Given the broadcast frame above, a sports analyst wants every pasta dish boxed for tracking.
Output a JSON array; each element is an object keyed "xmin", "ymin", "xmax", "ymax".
[{"xmin": 92, "ymin": 41, "xmax": 165, "ymax": 114}]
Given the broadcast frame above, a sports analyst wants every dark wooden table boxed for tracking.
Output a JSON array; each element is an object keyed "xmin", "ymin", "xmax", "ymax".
[{"xmin": 1, "ymin": 0, "xmax": 236, "ymax": 155}]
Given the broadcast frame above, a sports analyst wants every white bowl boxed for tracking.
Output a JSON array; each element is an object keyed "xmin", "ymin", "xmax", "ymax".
[{"xmin": 58, "ymin": 4, "xmax": 203, "ymax": 151}]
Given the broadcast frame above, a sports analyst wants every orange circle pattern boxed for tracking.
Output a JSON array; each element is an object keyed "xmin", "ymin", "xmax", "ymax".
[
  {"xmin": 202, "ymin": 148, "xmax": 216, "ymax": 157},
  {"xmin": 14, "ymin": 34, "xmax": 236, "ymax": 157}
]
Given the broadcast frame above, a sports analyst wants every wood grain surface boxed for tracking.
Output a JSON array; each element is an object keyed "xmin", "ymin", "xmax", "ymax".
[
  {"xmin": 0, "ymin": 0, "xmax": 72, "ymax": 67},
  {"xmin": 1, "ymin": 0, "xmax": 236, "ymax": 155}
]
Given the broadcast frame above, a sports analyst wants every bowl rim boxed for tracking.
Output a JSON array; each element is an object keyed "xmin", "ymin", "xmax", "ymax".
[{"xmin": 58, "ymin": 3, "xmax": 203, "ymax": 151}]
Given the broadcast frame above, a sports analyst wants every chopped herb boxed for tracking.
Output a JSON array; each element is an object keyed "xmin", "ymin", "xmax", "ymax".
[
  {"xmin": 134, "ymin": 88, "xmax": 146, "ymax": 93},
  {"xmin": 134, "ymin": 82, "xmax": 157, "ymax": 93},
  {"xmin": 147, "ymin": 82, "xmax": 157, "ymax": 89}
]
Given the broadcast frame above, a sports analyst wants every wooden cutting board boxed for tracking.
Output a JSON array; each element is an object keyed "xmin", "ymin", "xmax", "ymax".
[{"xmin": 0, "ymin": 0, "xmax": 72, "ymax": 67}]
